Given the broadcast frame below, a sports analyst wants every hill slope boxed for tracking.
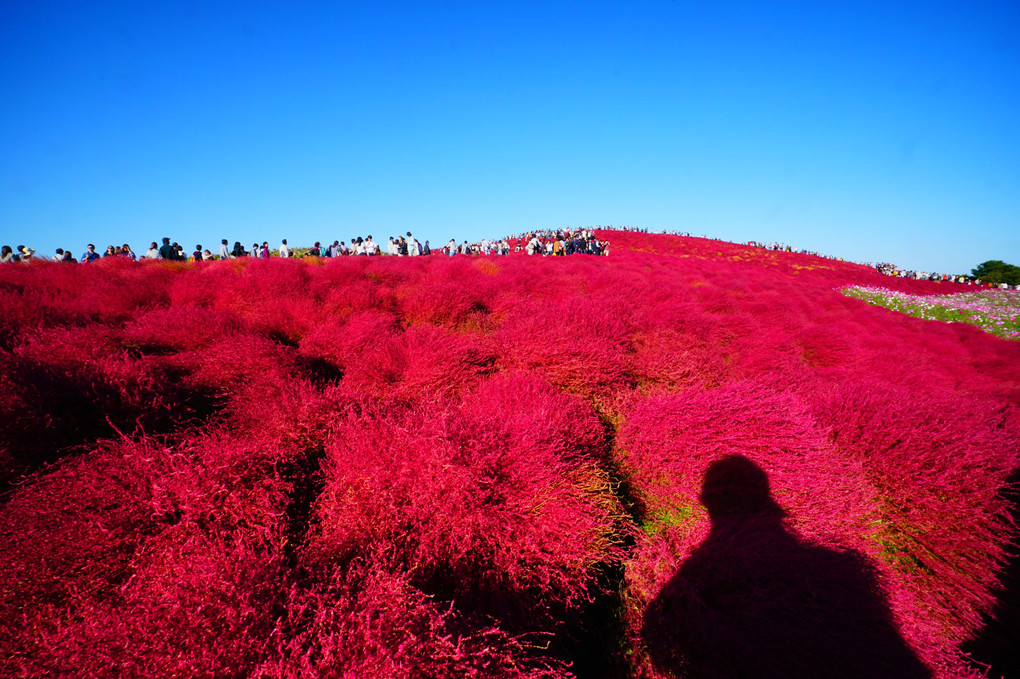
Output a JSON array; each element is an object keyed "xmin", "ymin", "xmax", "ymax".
[{"xmin": 1, "ymin": 231, "xmax": 1018, "ymax": 678}]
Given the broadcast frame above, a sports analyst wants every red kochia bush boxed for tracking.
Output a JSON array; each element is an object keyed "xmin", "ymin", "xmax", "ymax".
[
  {"xmin": 5, "ymin": 432, "xmax": 566, "ymax": 678},
  {"xmin": 299, "ymin": 312, "xmax": 493, "ymax": 402},
  {"xmin": 261, "ymin": 556, "xmax": 572, "ymax": 679},
  {"xmin": 627, "ymin": 286, "xmax": 733, "ymax": 393},
  {"xmin": 310, "ymin": 256, "xmax": 398, "ymax": 321},
  {"xmin": 179, "ymin": 333, "xmax": 297, "ymax": 395},
  {"xmin": 170, "ymin": 257, "xmax": 316, "ymax": 344},
  {"xmin": 493, "ymin": 296, "xmax": 632, "ymax": 399},
  {"xmin": 0, "ymin": 445, "xmax": 160, "ymax": 664},
  {"xmin": 0, "ymin": 432, "xmax": 293, "ymax": 605},
  {"xmin": 1, "ymin": 429, "xmax": 300, "ymax": 677},
  {"xmin": 298, "ymin": 310, "xmax": 404, "ymax": 394},
  {"xmin": 122, "ymin": 304, "xmax": 245, "ymax": 353},
  {"xmin": 1, "ymin": 326, "xmax": 214, "ymax": 475},
  {"xmin": 454, "ymin": 370, "xmax": 610, "ymax": 463},
  {"xmin": 393, "ymin": 323, "xmax": 493, "ymax": 402},
  {"xmin": 226, "ymin": 258, "xmax": 318, "ymax": 344},
  {"xmin": 811, "ymin": 380, "xmax": 1018, "ymax": 650},
  {"xmin": 309, "ymin": 375, "xmax": 623, "ymax": 627},
  {"xmin": 0, "ymin": 258, "xmax": 174, "ymax": 347},
  {"xmin": 27, "ymin": 524, "xmax": 289, "ymax": 678},
  {"xmin": 0, "ymin": 329, "xmax": 114, "ymax": 476},
  {"xmin": 393, "ymin": 256, "xmax": 501, "ymax": 328}
]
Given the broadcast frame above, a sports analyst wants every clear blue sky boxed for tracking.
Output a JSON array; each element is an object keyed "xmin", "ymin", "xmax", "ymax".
[{"xmin": 2, "ymin": 1, "xmax": 1018, "ymax": 273}]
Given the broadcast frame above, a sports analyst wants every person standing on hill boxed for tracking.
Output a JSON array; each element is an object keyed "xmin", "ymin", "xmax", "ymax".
[
  {"xmin": 145, "ymin": 242, "xmax": 160, "ymax": 259},
  {"xmin": 81, "ymin": 244, "xmax": 101, "ymax": 263},
  {"xmin": 280, "ymin": 239, "xmax": 290, "ymax": 258},
  {"xmin": 526, "ymin": 235, "xmax": 540, "ymax": 255},
  {"xmin": 219, "ymin": 239, "xmax": 231, "ymax": 259},
  {"xmin": 158, "ymin": 238, "xmax": 175, "ymax": 260}
]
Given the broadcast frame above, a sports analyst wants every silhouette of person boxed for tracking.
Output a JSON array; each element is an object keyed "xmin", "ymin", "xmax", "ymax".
[{"xmin": 643, "ymin": 455, "xmax": 930, "ymax": 679}]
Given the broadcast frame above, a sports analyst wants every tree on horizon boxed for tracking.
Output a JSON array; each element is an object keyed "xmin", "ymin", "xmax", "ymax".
[{"xmin": 971, "ymin": 260, "xmax": 1020, "ymax": 285}]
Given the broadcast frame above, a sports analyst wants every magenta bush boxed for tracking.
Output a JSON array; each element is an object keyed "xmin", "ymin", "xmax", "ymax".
[
  {"xmin": 394, "ymin": 323, "xmax": 493, "ymax": 402},
  {"xmin": 493, "ymin": 296, "xmax": 633, "ymax": 399},
  {"xmin": 811, "ymin": 381, "xmax": 1018, "ymax": 645},
  {"xmin": 27, "ymin": 525, "xmax": 289, "ymax": 678},
  {"xmin": 262, "ymin": 555, "xmax": 572, "ymax": 679},
  {"xmin": 393, "ymin": 256, "xmax": 501, "ymax": 329},
  {"xmin": 122, "ymin": 304, "xmax": 245, "ymax": 353},
  {"xmin": 309, "ymin": 375, "xmax": 623, "ymax": 627}
]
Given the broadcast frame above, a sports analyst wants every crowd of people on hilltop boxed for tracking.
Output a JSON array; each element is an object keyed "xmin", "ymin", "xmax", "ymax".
[
  {"xmin": 748, "ymin": 240, "xmax": 802, "ymax": 253},
  {"xmin": 1, "ymin": 233, "xmax": 438, "ymax": 263},
  {"xmin": 1, "ymin": 227, "xmax": 611, "ymax": 264},
  {"xmin": 499, "ymin": 229, "xmax": 610, "ymax": 256},
  {"xmin": 4, "ymin": 227, "xmax": 1012, "ymax": 289},
  {"xmin": 870, "ymin": 262, "xmax": 1013, "ymax": 287}
]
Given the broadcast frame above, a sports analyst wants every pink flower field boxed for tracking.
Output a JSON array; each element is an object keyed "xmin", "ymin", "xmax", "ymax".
[{"xmin": 2, "ymin": 231, "xmax": 1018, "ymax": 678}]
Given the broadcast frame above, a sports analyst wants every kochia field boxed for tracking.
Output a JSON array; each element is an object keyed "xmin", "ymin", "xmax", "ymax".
[{"xmin": 2, "ymin": 231, "xmax": 1018, "ymax": 678}]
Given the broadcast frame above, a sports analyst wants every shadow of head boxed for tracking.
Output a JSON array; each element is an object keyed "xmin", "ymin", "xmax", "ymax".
[{"xmin": 698, "ymin": 454, "xmax": 783, "ymax": 519}]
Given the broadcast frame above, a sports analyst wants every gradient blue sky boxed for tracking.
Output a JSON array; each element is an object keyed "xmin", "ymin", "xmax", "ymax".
[{"xmin": 2, "ymin": 1, "xmax": 1018, "ymax": 273}]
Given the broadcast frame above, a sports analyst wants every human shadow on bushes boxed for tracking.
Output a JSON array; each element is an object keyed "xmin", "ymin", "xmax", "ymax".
[{"xmin": 643, "ymin": 455, "xmax": 930, "ymax": 679}]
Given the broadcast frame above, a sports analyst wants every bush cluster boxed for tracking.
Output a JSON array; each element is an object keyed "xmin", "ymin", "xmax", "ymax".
[{"xmin": 1, "ymin": 232, "xmax": 1017, "ymax": 677}]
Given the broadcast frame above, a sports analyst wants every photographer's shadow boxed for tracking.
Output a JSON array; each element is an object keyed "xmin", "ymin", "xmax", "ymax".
[{"xmin": 643, "ymin": 455, "xmax": 930, "ymax": 679}]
